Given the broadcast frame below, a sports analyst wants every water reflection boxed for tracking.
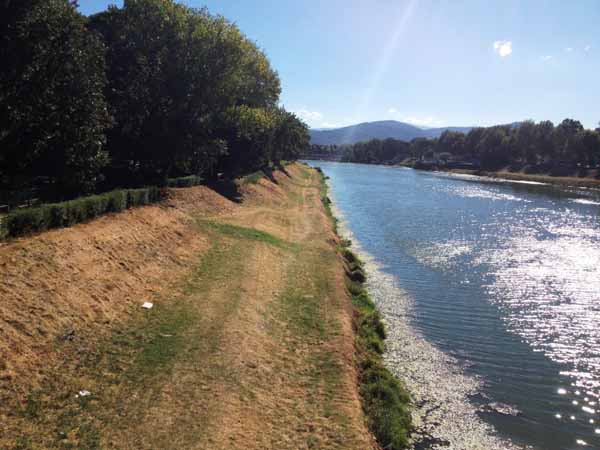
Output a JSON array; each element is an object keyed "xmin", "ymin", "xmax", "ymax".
[{"xmin": 312, "ymin": 162, "xmax": 600, "ymax": 449}]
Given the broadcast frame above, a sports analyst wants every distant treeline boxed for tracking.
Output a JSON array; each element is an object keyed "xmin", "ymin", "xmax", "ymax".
[
  {"xmin": 307, "ymin": 119, "xmax": 600, "ymax": 171},
  {"xmin": 0, "ymin": 0, "xmax": 309, "ymax": 205}
]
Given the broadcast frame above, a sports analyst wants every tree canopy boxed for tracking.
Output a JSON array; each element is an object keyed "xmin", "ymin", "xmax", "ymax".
[
  {"xmin": 0, "ymin": 0, "xmax": 309, "ymax": 205},
  {"xmin": 0, "ymin": 0, "xmax": 111, "ymax": 198}
]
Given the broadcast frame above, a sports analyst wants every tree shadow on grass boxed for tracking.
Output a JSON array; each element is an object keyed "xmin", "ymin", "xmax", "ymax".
[
  {"xmin": 206, "ymin": 179, "xmax": 243, "ymax": 203},
  {"xmin": 262, "ymin": 167, "xmax": 279, "ymax": 184},
  {"xmin": 278, "ymin": 165, "xmax": 292, "ymax": 178}
]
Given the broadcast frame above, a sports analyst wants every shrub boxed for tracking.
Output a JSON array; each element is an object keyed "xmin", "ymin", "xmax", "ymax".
[
  {"xmin": 241, "ymin": 171, "xmax": 265, "ymax": 185},
  {"xmin": 167, "ymin": 176, "xmax": 203, "ymax": 188},
  {"xmin": 342, "ymin": 244, "xmax": 412, "ymax": 449},
  {"xmin": 1, "ymin": 187, "xmax": 164, "ymax": 238},
  {"xmin": 105, "ymin": 190, "xmax": 127, "ymax": 212}
]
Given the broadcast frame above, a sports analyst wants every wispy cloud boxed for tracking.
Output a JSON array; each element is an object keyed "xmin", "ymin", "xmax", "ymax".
[
  {"xmin": 584, "ymin": 45, "xmax": 592, "ymax": 52},
  {"xmin": 541, "ymin": 55, "xmax": 553, "ymax": 61},
  {"xmin": 493, "ymin": 40, "xmax": 513, "ymax": 57},
  {"xmin": 403, "ymin": 116, "xmax": 445, "ymax": 127},
  {"xmin": 565, "ymin": 47, "xmax": 573, "ymax": 52},
  {"xmin": 320, "ymin": 122, "xmax": 341, "ymax": 129},
  {"xmin": 388, "ymin": 108, "xmax": 444, "ymax": 127},
  {"xmin": 295, "ymin": 108, "xmax": 323, "ymax": 123}
]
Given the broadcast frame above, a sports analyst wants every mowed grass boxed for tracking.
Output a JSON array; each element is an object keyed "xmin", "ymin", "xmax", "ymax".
[
  {"xmin": 197, "ymin": 219, "xmax": 298, "ymax": 251},
  {"xmin": 4, "ymin": 164, "xmax": 383, "ymax": 450},
  {"xmin": 5, "ymin": 217, "xmax": 298, "ymax": 450}
]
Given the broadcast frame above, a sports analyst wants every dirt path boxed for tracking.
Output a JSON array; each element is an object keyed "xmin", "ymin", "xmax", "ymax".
[{"xmin": 1, "ymin": 164, "xmax": 376, "ymax": 450}]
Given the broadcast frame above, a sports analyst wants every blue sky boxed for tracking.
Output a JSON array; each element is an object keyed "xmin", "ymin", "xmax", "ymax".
[{"xmin": 80, "ymin": 1, "xmax": 600, "ymax": 129}]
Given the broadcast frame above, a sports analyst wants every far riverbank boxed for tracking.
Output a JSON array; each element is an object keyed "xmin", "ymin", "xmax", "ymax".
[{"xmin": 444, "ymin": 168, "xmax": 600, "ymax": 189}]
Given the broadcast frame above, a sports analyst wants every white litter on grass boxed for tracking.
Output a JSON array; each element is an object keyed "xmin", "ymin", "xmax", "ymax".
[
  {"xmin": 142, "ymin": 302, "xmax": 154, "ymax": 309},
  {"xmin": 582, "ymin": 406, "xmax": 595, "ymax": 414},
  {"xmin": 576, "ymin": 439, "xmax": 587, "ymax": 446},
  {"xmin": 558, "ymin": 388, "xmax": 567, "ymax": 395},
  {"xmin": 76, "ymin": 390, "xmax": 91, "ymax": 398}
]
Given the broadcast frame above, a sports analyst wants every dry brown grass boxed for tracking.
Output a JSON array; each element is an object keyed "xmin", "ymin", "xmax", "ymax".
[{"xmin": 0, "ymin": 164, "xmax": 377, "ymax": 450}]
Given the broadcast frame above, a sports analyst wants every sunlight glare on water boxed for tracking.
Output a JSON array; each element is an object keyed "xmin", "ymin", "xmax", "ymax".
[{"xmin": 312, "ymin": 161, "xmax": 600, "ymax": 450}]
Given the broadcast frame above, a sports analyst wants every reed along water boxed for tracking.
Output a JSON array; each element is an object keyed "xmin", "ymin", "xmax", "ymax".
[{"xmin": 310, "ymin": 161, "xmax": 600, "ymax": 450}]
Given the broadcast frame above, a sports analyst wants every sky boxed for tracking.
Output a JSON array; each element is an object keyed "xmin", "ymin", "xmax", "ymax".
[{"xmin": 80, "ymin": 0, "xmax": 600, "ymax": 130}]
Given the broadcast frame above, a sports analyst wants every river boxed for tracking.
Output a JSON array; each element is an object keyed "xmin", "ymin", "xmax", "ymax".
[{"xmin": 308, "ymin": 161, "xmax": 600, "ymax": 450}]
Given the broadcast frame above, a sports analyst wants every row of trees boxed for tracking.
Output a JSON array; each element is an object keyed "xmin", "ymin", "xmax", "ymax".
[
  {"xmin": 0, "ymin": 0, "xmax": 309, "ymax": 203},
  {"xmin": 327, "ymin": 119, "xmax": 600, "ymax": 170},
  {"xmin": 430, "ymin": 119, "xmax": 600, "ymax": 169}
]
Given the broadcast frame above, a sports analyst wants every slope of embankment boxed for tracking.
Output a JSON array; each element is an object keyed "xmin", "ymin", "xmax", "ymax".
[{"xmin": 0, "ymin": 164, "xmax": 379, "ymax": 450}]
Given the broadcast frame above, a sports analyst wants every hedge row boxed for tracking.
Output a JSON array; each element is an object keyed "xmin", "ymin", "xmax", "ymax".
[
  {"xmin": 1, "ymin": 186, "xmax": 162, "ymax": 238},
  {"xmin": 166, "ymin": 175, "xmax": 203, "ymax": 188}
]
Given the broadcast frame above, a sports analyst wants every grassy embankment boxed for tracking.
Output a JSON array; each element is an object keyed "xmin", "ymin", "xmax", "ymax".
[{"xmin": 1, "ymin": 163, "xmax": 412, "ymax": 450}]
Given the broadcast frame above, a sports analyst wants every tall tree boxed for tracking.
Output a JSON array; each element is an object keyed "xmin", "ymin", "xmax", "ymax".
[
  {"xmin": 0, "ymin": 0, "xmax": 111, "ymax": 198},
  {"xmin": 554, "ymin": 118, "xmax": 584, "ymax": 160},
  {"xmin": 89, "ymin": 0, "xmax": 282, "ymax": 183},
  {"xmin": 515, "ymin": 120, "xmax": 537, "ymax": 163}
]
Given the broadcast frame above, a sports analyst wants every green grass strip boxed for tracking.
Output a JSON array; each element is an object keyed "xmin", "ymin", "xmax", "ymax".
[{"xmin": 197, "ymin": 220, "xmax": 299, "ymax": 251}]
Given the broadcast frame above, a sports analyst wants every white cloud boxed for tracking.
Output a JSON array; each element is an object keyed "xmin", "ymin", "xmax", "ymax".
[
  {"xmin": 541, "ymin": 55, "xmax": 553, "ymax": 61},
  {"xmin": 403, "ymin": 116, "xmax": 445, "ymax": 127},
  {"xmin": 388, "ymin": 108, "xmax": 398, "ymax": 114},
  {"xmin": 584, "ymin": 45, "xmax": 592, "ymax": 52},
  {"xmin": 295, "ymin": 108, "xmax": 323, "ymax": 123},
  {"xmin": 566, "ymin": 47, "xmax": 573, "ymax": 52},
  {"xmin": 493, "ymin": 40, "xmax": 513, "ymax": 57},
  {"xmin": 320, "ymin": 122, "xmax": 341, "ymax": 129}
]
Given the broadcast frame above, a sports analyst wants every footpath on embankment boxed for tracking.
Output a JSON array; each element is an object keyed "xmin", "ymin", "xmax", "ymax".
[{"xmin": 0, "ymin": 163, "xmax": 386, "ymax": 450}]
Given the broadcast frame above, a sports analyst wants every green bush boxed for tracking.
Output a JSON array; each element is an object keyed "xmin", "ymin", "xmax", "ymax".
[
  {"xmin": 241, "ymin": 171, "xmax": 265, "ymax": 185},
  {"xmin": 341, "ymin": 244, "xmax": 412, "ymax": 449},
  {"xmin": 1, "ymin": 187, "xmax": 164, "ymax": 238},
  {"xmin": 167, "ymin": 176, "xmax": 203, "ymax": 188}
]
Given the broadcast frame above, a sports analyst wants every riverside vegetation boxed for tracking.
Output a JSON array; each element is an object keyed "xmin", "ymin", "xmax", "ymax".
[
  {"xmin": 1, "ymin": 0, "xmax": 309, "ymax": 214},
  {"xmin": 306, "ymin": 119, "xmax": 600, "ymax": 183},
  {"xmin": 318, "ymin": 168, "xmax": 412, "ymax": 449}
]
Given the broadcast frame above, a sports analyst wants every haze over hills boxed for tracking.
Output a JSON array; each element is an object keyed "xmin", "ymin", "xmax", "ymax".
[{"xmin": 309, "ymin": 120, "xmax": 474, "ymax": 145}]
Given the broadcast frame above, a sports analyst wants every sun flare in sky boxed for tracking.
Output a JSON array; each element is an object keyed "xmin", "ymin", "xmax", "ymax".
[{"xmin": 80, "ymin": 0, "xmax": 600, "ymax": 130}]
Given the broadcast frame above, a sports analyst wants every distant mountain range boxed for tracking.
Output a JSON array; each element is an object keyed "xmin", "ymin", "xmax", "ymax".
[{"xmin": 309, "ymin": 120, "xmax": 474, "ymax": 145}]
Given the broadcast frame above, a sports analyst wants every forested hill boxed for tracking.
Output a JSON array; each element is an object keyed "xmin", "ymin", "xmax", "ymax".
[
  {"xmin": 310, "ymin": 120, "xmax": 472, "ymax": 145},
  {"xmin": 306, "ymin": 119, "xmax": 600, "ymax": 174}
]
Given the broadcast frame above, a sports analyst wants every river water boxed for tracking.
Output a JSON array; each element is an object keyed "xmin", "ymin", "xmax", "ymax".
[{"xmin": 308, "ymin": 161, "xmax": 600, "ymax": 450}]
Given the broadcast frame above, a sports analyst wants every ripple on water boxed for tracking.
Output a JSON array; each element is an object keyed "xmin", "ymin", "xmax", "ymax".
[
  {"xmin": 330, "ymin": 196, "xmax": 520, "ymax": 450},
  {"xmin": 317, "ymin": 162, "xmax": 600, "ymax": 449}
]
